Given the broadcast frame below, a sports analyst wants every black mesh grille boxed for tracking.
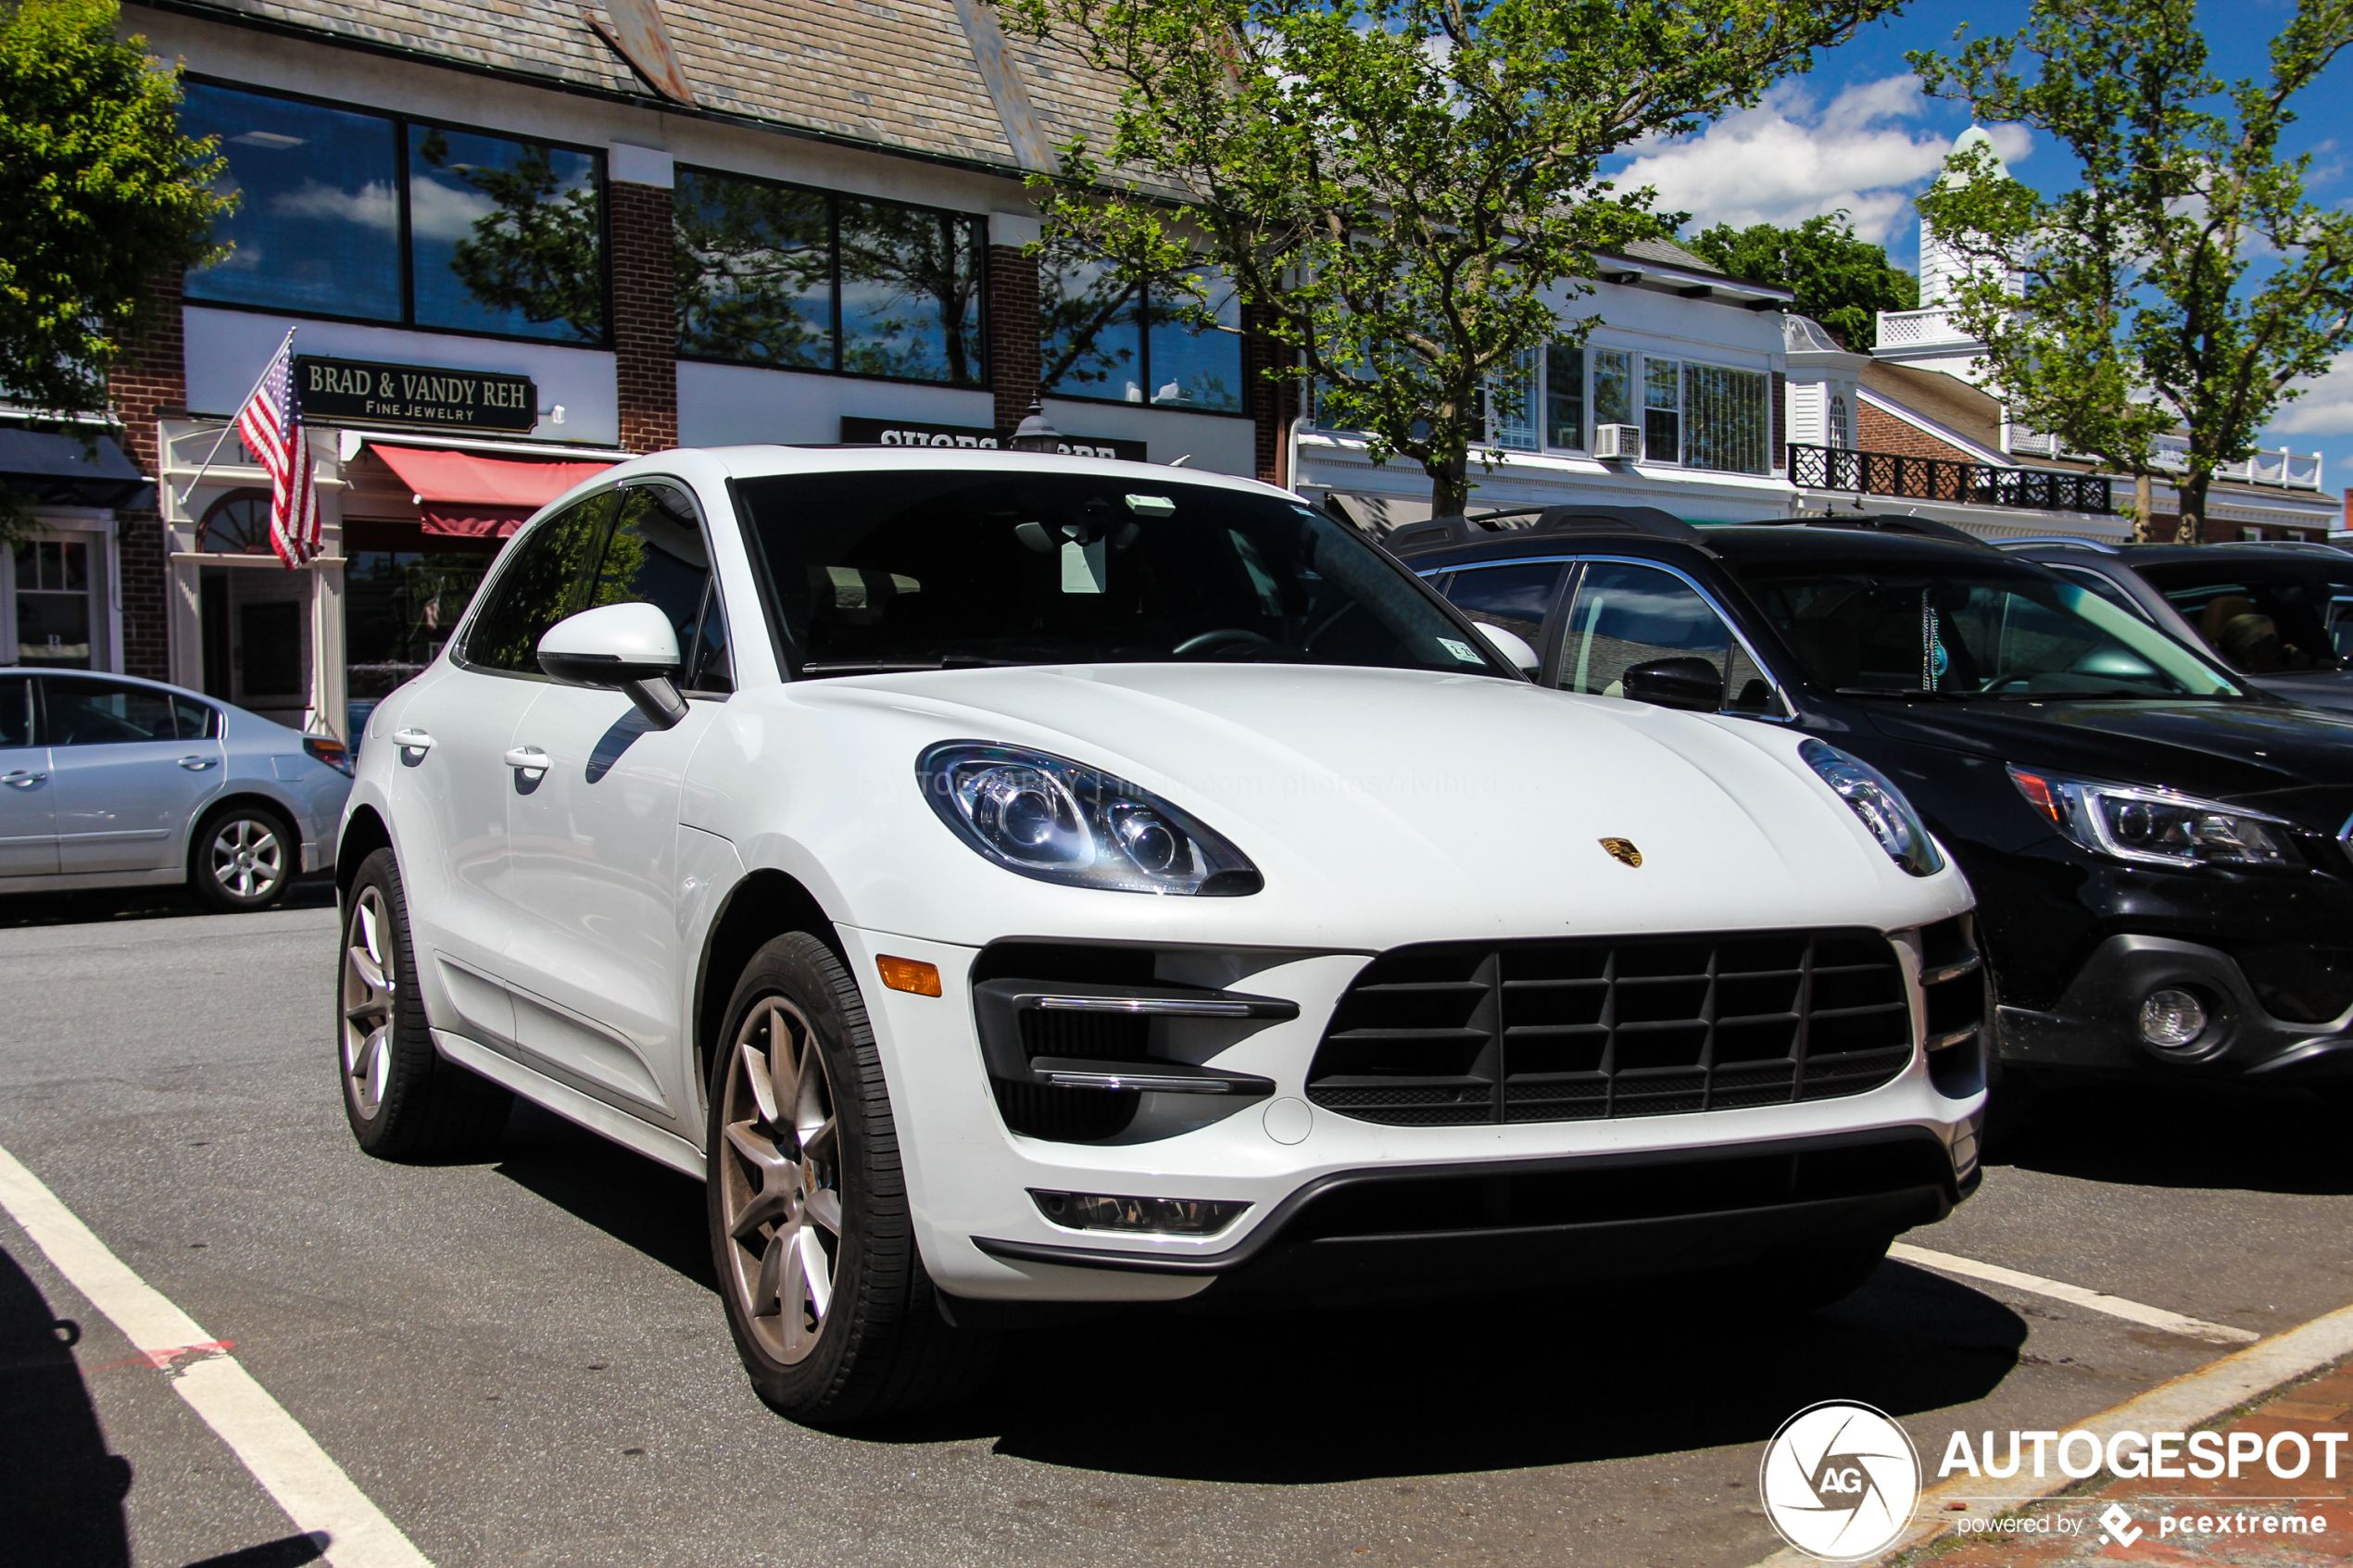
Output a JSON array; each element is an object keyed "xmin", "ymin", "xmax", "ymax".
[{"xmin": 1307, "ymin": 929, "xmax": 1911, "ymax": 1126}]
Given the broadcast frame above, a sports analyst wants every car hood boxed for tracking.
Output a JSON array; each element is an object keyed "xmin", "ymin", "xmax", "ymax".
[
  {"xmin": 1859, "ymin": 696, "xmax": 2353, "ymax": 829},
  {"xmin": 753, "ymin": 664, "xmax": 1969, "ymax": 949}
]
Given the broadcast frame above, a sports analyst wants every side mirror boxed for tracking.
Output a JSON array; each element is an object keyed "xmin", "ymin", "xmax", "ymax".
[
  {"xmin": 1620, "ymin": 656, "xmax": 1724, "ymax": 712},
  {"xmin": 537, "ymin": 602, "xmax": 689, "ymax": 729},
  {"xmin": 1471, "ymin": 621, "xmax": 1540, "ymax": 675}
]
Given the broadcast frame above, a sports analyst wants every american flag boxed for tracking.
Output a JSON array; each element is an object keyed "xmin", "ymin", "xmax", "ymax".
[{"xmin": 234, "ymin": 333, "xmax": 321, "ymax": 567}]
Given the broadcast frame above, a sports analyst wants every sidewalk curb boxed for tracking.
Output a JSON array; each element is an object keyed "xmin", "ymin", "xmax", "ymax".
[{"xmin": 1745, "ymin": 1298, "xmax": 2353, "ymax": 1567}]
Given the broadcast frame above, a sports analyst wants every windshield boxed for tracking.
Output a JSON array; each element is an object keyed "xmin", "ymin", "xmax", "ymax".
[
  {"xmin": 1736, "ymin": 563, "xmax": 2244, "ymax": 700},
  {"xmin": 2133, "ymin": 557, "xmax": 2353, "ymax": 674},
  {"xmin": 734, "ymin": 469, "xmax": 1514, "ymax": 679}
]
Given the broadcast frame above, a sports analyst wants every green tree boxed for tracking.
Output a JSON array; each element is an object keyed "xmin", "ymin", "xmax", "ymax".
[
  {"xmin": 0, "ymin": 0, "xmax": 229, "ymax": 528},
  {"xmin": 1910, "ymin": 0, "xmax": 2353, "ymax": 542},
  {"xmin": 1683, "ymin": 212, "xmax": 1919, "ymax": 349},
  {"xmin": 998, "ymin": 0, "xmax": 1898, "ymax": 514}
]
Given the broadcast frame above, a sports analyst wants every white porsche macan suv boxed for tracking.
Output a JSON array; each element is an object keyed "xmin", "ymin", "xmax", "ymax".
[{"xmin": 336, "ymin": 447, "xmax": 1989, "ymax": 1423}]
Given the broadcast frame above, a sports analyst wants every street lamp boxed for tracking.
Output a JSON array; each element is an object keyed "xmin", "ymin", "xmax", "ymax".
[{"xmin": 1007, "ymin": 400, "xmax": 1062, "ymax": 454}]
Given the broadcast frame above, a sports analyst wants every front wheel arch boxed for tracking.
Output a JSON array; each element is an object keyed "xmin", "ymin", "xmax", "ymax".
[{"xmin": 693, "ymin": 868, "xmax": 846, "ymax": 1109}]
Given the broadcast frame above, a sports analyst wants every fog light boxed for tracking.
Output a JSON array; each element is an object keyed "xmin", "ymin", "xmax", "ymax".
[
  {"xmin": 2140, "ymin": 987, "xmax": 2208, "ymax": 1050},
  {"xmin": 1030, "ymin": 1189, "xmax": 1248, "ymax": 1236}
]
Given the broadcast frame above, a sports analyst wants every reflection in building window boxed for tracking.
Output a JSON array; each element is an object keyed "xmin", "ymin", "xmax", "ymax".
[
  {"xmin": 1545, "ymin": 344, "xmax": 1585, "ymax": 450},
  {"xmin": 673, "ymin": 168, "xmax": 985, "ymax": 386},
  {"xmin": 1041, "ymin": 263, "xmax": 1243, "ymax": 412},
  {"xmin": 180, "ymin": 83, "xmax": 402, "ymax": 322},
  {"xmin": 1644, "ymin": 357, "xmax": 1682, "ymax": 464},
  {"xmin": 1592, "ymin": 348, "xmax": 1633, "ymax": 434},
  {"xmin": 1491, "ymin": 349, "xmax": 1538, "ymax": 452},
  {"xmin": 180, "ymin": 83, "xmax": 605, "ymax": 345},
  {"xmin": 1681, "ymin": 363, "xmax": 1768, "ymax": 475},
  {"xmin": 13, "ymin": 540, "xmax": 92, "ymax": 669},
  {"xmin": 674, "ymin": 170, "xmax": 832, "ymax": 368},
  {"xmin": 409, "ymin": 125, "xmax": 602, "ymax": 343},
  {"xmin": 837, "ymin": 198, "xmax": 986, "ymax": 385},
  {"xmin": 345, "ymin": 550, "xmax": 495, "ymax": 730}
]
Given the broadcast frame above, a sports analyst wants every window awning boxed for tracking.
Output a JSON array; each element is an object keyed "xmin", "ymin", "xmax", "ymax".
[
  {"xmin": 0, "ymin": 424, "xmax": 154, "ymax": 511},
  {"xmin": 369, "ymin": 444, "xmax": 617, "ymax": 537}
]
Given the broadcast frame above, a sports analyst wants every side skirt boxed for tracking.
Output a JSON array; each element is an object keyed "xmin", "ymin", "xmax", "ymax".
[{"xmin": 434, "ymin": 1028, "xmax": 706, "ymax": 1180}]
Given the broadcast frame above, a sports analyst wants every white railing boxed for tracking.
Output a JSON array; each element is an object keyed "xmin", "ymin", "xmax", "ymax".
[
  {"xmin": 1873, "ymin": 307, "xmax": 1969, "ymax": 349},
  {"xmin": 2151, "ymin": 433, "xmax": 2322, "ymax": 489}
]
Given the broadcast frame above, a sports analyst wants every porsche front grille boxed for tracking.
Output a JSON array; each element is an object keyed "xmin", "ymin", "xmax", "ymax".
[{"xmin": 1304, "ymin": 929, "xmax": 1913, "ymax": 1126}]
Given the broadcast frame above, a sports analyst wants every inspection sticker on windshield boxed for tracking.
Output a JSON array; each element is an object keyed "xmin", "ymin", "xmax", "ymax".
[{"xmin": 1438, "ymin": 637, "xmax": 1483, "ymax": 663}]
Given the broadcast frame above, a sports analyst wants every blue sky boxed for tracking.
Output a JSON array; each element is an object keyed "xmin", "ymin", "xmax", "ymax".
[{"xmin": 1605, "ymin": 3, "xmax": 2352, "ymax": 495}]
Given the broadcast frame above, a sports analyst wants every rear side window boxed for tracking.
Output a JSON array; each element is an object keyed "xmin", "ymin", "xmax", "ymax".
[
  {"xmin": 43, "ymin": 678, "xmax": 190, "ymax": 745},
  {"xmin": 0, "ymin": 675, "xmax": 29, "ymax": 747},
  {"xmin": 461, "ymin": 491, "xmax": 619, "ymax": 675},
  {"xmin": 1441, "ymin": 563, "xmax": 1567, "ymax": 667}
]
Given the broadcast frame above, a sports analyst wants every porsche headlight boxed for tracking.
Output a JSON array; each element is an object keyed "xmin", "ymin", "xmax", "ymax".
[
  {"xmin": 1800, "ymin": 738, "xmax": 1944, "ymax": 877},
  {"xmin": 2008, "ymin": 766, "xmax": 2304, "ymax": 870},
  {"xmin": 918, "ymin": 741, "xmax": 1263, "ymax": 895}
]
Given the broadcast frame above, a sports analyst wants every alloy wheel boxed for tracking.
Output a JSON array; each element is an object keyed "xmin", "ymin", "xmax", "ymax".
[
  {"xmin": 210, "ymin": 816, "xmax": 285, "ymax": 900},
  {"xmin": 341, "ymin": 885, "xmax": 396, "ymax": 1119},
  {"xmin": 718, "ymin": 996, "xmax": 842, "ymax": 1364}
]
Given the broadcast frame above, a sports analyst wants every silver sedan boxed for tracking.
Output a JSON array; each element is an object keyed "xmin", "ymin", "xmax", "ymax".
[{"xmin": 0, "ymin": 667, "xmax": 352, "ymax": 911}]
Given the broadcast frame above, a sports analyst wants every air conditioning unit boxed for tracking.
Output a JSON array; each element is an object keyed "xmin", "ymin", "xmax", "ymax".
[{"xmin": 1593, "ymin": 423, "xmax": 1642, "ymax": 461}]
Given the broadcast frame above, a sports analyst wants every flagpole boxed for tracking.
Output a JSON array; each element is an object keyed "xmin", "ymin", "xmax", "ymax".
[{"xmin": 170, "ymin": 325, "xmax": 297, "ymax": 515}]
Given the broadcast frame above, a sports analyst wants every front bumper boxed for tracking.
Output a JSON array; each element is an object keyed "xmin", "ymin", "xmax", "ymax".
[
  {"xmin": 839, "ymin": 923, "xmax": 1987, "ymax": 1302},
  {"xmin": 1997, "ymin": 933, "xmax": 2353, "ymax": 1078},
  {"xmin": 978, "ymin": 1128, "xmax": 1969, "ymax": 1302}
]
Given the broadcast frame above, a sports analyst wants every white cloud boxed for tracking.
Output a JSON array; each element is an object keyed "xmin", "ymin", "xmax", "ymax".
[
  {"xmin": 1616, "ymin": 74, "xmax": 2031, "ymax": 245},
  {"xmin": 406, "ymin": 176, "xmax": 498, "ymax": 244},
  {"xmin": 271, "ymin": 178, "xmax": 397, "ymax": 233},
  {"xmin": 2270, "ymin": 352, "xmax": 2353, "ymax": 435}
]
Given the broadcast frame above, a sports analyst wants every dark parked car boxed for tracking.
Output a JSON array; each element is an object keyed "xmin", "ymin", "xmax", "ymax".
[
  {"xmin": 1390, "ymin": 506, "xmax": 2353, "ymax": 1092},
  {"xmin": 2000, "ymin": 538, "xmax": 2353, "ymax": 714}
]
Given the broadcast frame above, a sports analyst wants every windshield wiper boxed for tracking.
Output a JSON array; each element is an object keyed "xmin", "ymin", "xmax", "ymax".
[
  {"xmin": 1833, "ymin": 687, "xmax": 1983, "ymax": 700},
  {"xmin": 799, "ymin": 653, "xmax": 1019, "ymax": 675}
]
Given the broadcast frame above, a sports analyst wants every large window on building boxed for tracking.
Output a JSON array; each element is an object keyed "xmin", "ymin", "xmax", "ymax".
[
  {"xmin": 674, "ymin": 168, "xmax": 985, "ymax": 387},
  {"xmin": 181, "ymin": 83, "xmax": 605, "ymax": 345},
  {"xmin": 1040, "ymin": 264, "xmax": 1245, "ymax": 413},
  {"xmin": 1680, "ymin": 362, "xmax": 1769, "ymax": 475}
]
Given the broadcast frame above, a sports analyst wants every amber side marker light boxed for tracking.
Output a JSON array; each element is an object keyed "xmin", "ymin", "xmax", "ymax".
[{"xmin": 876, "ymin": 956, "xmax": 942, "ymax": 997}]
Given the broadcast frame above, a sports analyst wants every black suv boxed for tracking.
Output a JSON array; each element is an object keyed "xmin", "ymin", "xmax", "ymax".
[
  {"xmin": 2001, "ymin": 538, "xmax": 2353, "ymax": 714},
  {"xmin": 1390, "ymin": 506, "xmax": 2353, "ymax": 1088}
]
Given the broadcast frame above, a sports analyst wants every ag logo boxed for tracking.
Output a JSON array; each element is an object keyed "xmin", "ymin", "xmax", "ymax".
[
  {"xmin": 1758, "ymin": 1400, "xmax": 1920, "ymax": 1561},
  {"xmin": 1599, "ymin": 837, "xmax": 1642, "ymax": 867}
]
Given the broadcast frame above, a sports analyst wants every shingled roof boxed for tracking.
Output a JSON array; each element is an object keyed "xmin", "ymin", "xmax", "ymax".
[{"xmin": 137, "ymin": 0, "xmax": 1120, "ymax": 175}]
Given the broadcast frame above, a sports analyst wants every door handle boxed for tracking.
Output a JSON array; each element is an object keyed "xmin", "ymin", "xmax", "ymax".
[
  {"xmin": 178, "ymin": 755, "xmax": 218, "ymax": 771},
  {"xmin": 392, "ymin": 728, "xmax": 434, "ymax": 753},
  {"xmin": 1, "ymin": 770, "xmax": 44, "ymax": 787},
  {"xmin": 503, "ymin": 746, "xmax": 549, "ymax": 773}
]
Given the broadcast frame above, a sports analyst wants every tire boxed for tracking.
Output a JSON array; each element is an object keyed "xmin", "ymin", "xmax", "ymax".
[
  {"xmin": 189, "ymin": 803, "xmax": 297, "ymax": 913},
  {"xmin": 337, "ymin": 848, "xmax": 512, "ymax": 1160},
  {"xmin": 707, "ymin": 933, "xmax": 995, "ymax": 1426}
]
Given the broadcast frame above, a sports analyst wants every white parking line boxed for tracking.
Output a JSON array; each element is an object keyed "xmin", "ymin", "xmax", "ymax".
[
  {"xmin": 0, "ymin": 1141, "xmax": 434, "ymax": 1568},
  {"xmin": 1891, "ymin": 1242, "xmax": 2259, "ymax": 1346}
]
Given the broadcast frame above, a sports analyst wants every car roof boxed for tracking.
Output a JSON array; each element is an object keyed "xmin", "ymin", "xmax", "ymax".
[
  {"xmin": 700, "ymin": 443, "xmax": 1294, "ymax": 500},
  {"xmin": 2007, "ymin": 541, "xmax": 2353, "ymax": 571},
  {"xmin": 1390, "ymin": 510, "xmax": 2018, "ymax": 571}
]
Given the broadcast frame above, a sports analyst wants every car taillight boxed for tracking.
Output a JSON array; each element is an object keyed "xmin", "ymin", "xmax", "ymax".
[{"xmin": 305, "ymin": 735, "xmax": 352, "ymax": 776}]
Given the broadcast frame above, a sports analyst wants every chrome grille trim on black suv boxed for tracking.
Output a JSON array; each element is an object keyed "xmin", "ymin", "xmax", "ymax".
[{"xmin": 1304, "ymin": 928, "xmax": 1914, "ymax": 1126}]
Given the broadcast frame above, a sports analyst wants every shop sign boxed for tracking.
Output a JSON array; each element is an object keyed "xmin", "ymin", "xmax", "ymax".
[
  {"xmin": 296, "ymin": 356, "xmax": 538, "ymax": 433},
  {"xmin": 840, "ymin": 416, "xmax": 1147, "ymax": 463}
]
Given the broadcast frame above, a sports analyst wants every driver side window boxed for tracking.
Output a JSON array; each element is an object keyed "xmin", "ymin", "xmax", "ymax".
[
  {"xmin": 460, "ymin": 492, "xmax": 618, "ymax": 675},
  {"xmin": 1557, "ymin": 561, "xmax": 1779, "ymax": 714}
]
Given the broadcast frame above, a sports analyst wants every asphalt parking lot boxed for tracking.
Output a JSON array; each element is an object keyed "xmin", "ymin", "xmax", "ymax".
[{"xmin": 5, "ymin": 890, "xmax": 2351, "ymax": 1568}]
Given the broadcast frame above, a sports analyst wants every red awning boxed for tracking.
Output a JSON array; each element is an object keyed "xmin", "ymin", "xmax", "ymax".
[{"xmin": 370, "ymin": 444, "xmax": 617, "ymax": 537}]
